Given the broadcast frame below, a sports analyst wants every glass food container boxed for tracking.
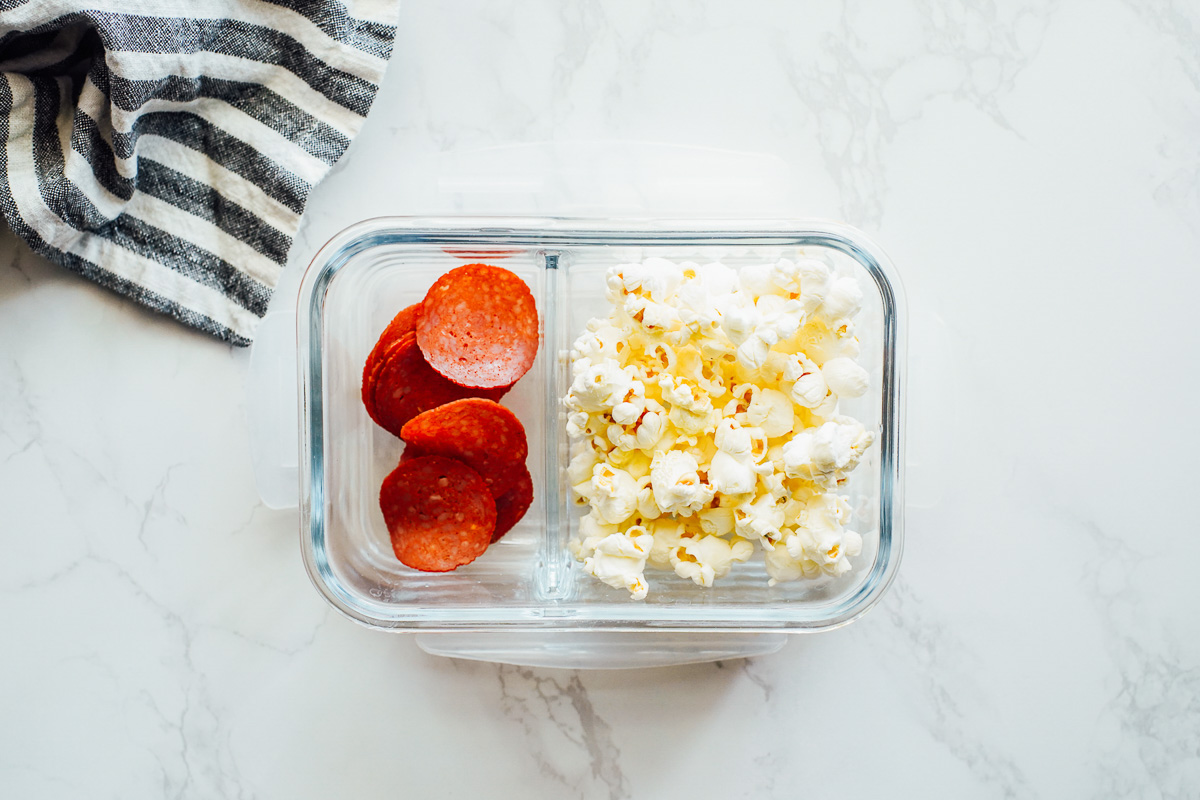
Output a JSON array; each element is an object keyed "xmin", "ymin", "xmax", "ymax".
[{"xmin": 297, "ymin": 217, "xmax": 906, "ymax": 668}]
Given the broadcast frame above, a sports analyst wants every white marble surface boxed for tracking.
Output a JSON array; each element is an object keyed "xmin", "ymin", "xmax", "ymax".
[{"xmin": 3, "ymin": 1, "xmax": 1200, "ymax": 797}]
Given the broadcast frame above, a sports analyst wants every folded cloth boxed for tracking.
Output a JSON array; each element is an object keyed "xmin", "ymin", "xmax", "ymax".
[{"xmin": 0, "ymin": 0, "xmax": 397, "ymax": 345}]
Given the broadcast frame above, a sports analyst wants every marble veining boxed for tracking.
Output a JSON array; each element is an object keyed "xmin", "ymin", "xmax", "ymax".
[
  {"xmin": 3, "ymin": 1, "xmax": 1200, "ymax": 798},
  {"xmin": 495, "ymin": 665, "xmax": 630, "ymax": 799}
]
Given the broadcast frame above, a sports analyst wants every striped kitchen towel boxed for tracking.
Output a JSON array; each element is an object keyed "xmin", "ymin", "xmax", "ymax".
[{"xmin": 0, "ymin": 0, "xmax": 397, "ymax": 345}]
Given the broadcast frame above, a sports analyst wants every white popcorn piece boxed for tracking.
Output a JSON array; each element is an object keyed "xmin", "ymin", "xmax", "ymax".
[
  {"xmin": 669, "ymin": 535, "xmax": 754, "ymax": 587},
  {"xmin": 764, "ymin": 541, "xmax": 823, "ymax": 585},
  {"xmin": 708, "ymin": 419, "xmax": 765, "ymax": 495},
  {"xmin": 754, "ymin": 294, "xmax": 805, "ymax": 341},
  {"xmin": 625, "ymin": 294, "xmax": 681, "ymax": 335},
  {"xmin": 821, "ymin": 356, "xmax": 870, "ymax": 398},
  {"xmin": 709, "ymin": 450, "xmax": 756, "ymax": 495},
  {"xmin": 674, "ymin": 280, "xmax": 726, "ymax": 341},
  {"xmin": 607, "ymin": 259, "xmax": 684, "ymax": 304},
  {"xmin": 781, "ymin": 417, "xmax": 874, "ymax": 484},
  {"xmin": 589, "ymin": 463, "xmax": 639, "ymax": 524},
  {"xmin": 781, "ymin": 352, "xmax": 829, "ymax": 409},
  {"xmin": 759, "ymin": 469, "xmax": 788, "ymax": 500},
  {"xmin": 659, "ymin": 373, "xmax": 715, "ymax": 435},
  {"xmin": 734, "ymin": 492, "xmax": 785, "ymax": 546},
  {"xmin": 696, "ymin": 261, "xmax": 741, "ymax": 294},
  {"xmin": 745, "ymin": 387, "xmax": 794, "ymax": 438},
  {"xmin": 818, "ymin": 276, "xmax": 864, "ymax": 329},
  {"xmin": 565, "ymin": 410, "xmax": 590, "ymax": 439},
  {"xmin": 570, "ymin": 319, "xmax": 625, "ymax": 364},
  {"xmin": 635, "ymin": 475, "xmax": 661, "ymax": 520},
  {"xmin": 570, "ymin": 511, "xmax": 620, "ymax": 560},
  {"xmin": 781, "ymin": 494, "xmax": 864, "ymax": 579},
  {"xmin": 697, "ymin": 505, "xmax": 736, "ymax": 537},
  {"xmin": 795, "ymin": 324, "xmax": 861, "ymax": 364},
  {"xmin": 650, "ymin": 450, "xmax": 714, "ymax": 516},
  {"xmin": 738, "ymin": 262, "xmax": 775, "ymax": 297},
  {"xmin": 583, "ymin": 529, "xmax": 654, "ymax": 599},
  {"xmin": 565, "ymin": 359, "xmax": 637, "ymax": 413},
  {"xmin": 610, "ymin": 381, "xmax": 647, "ymax": 425},
  {"xmin": 720, "ymin": 297, "xmax": 759, "ymax": 347},
  {"xmin": 735, "ymin": 327, "xmax": 778, "ymax": 371},
  {"xmin": 675, "ymin": 347, "xmax": 726, "ymax": 397},
  {"xmin": 568, "ymin": 448, "xmax": 599, "ymax": 496},
  {"xmin": 785, "ymin": 526, "xmax": 863, "ymax": 577},
  {"xmin": 646, "ymin": 518, "xmax": 687, "ymax": 570},
  {"xmin": 771, "ymin": 258, "xmax": 833, "ymax": 316}
]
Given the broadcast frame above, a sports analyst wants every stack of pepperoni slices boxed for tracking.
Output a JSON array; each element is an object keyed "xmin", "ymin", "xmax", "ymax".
[{"xmin": 362, "ymin": 264, "xmax": 539, "ymax": 572}]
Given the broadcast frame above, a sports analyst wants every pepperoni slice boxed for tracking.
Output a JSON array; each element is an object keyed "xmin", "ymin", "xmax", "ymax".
[
  {"xmin": 400, "ymin": 398, "xmax": 529, "ymax": 497},
  {"xmin": 371, "ymin": 333, "xmax": 506, "ymax": 438},
  {"xmin": 491, "ymin": 465, "xmax": 533, "ymax": 543},
  {"xmin": 380, "ymin": 456, "xmax": 496, "ymax": 572},
  {"xmin": 361, "ymin": 304, "xmax": 421, "ymax": 421},
  {"xmin": 416, "ymin": 264, "xmax": 539, "ymax": 389}
]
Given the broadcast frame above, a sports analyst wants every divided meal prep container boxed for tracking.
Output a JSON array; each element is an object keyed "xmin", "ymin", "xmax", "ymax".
[{"xmin": 296, "ymin": 218, "xmax": 905, "ymax": 665}]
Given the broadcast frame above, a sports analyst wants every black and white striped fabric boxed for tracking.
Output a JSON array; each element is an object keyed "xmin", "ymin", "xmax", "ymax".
[{"xmin": 0, "ymin": 1, "xmax": 396, "ymax": 345}]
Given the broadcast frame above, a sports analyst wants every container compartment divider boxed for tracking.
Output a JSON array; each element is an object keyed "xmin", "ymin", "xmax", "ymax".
[{"xmin": 535, "ymin": 249, "xmax": 571, "ymax": 603}]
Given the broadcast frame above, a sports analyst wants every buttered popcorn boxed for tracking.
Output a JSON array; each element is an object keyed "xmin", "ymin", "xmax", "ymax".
[{"xmin": 565, "ymin": 256, "xmax": 875, "ymax": 599}]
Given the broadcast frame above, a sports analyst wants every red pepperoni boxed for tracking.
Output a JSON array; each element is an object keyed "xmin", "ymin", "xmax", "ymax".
[
  {"xmin": 380, "ymin": 456, "xmax": 496, "ymax": 572},
  {"xmin": 416, "ymin": 264, "xmax": 539, "ymax": 389},
  {"xmin": 370, "ymin": 333, "xmax": 506, "ymax": 438},
  {"xmin": 491, "ymin": 465, "xmax": 533, "ymax": 543},
  {"xmin": 361, "ymin": 304, "xmax": 421, "ymax": 422},
  {"xmin": 400, "ymin": 398, "xmax": 529, "ymax": 498}
]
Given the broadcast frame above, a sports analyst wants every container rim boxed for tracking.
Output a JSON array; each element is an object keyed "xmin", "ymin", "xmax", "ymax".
[{"xmin": 297, "ymin": 216, "xmax": 907, "ymax": 633}]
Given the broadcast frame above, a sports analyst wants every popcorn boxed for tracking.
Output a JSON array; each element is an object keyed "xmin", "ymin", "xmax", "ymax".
[
  {"xmin": 567, "ymin": 448, "xmax": 599, "ymax": 495},
  {"xmin": 697, "ymin": 505, "xmax": 736, "ymax": 537},
  {"xmin": 625, "ymin": 295, "xmax": 681, "ymax": 336},
  {"xmin": 570, "ymin": 319, "xmax": 625, "ymax": 364},
  {"xmin": 781, "ymin": 417, "xmax": 874, "ymax": 485},
  {"xmin": 817, "ymin": 276, "xmax": 864, "ymax": 330},
  {"xmin": 764, "ymin": 541, "xmax": 822, "ymax": 584},
  {"xmin": 739, "ymin": 262, "xmax": 775, "ymax": 297},
  {"xmin": 721, "ymin": 298, "xmax": 759, "ymax": 347},
  {"xmin": 569, "ymin": 511, "xmax": 619, "ymax": 560},
  {"xmin": 669, "ymin": 534, "xmax": 754, "ymax": 587},
  {"xmin": 659, "ymin": 373, "xmax": 715, "ymax": 435},
  {"xmin": 589, "ymin": 463, "xmax": 639, "ymax": 524},
  {"xmin": 646, "ymin": 518, "xmax": 687, "ymax": 570},
  {"xmin": 607, "ymin": 258, "xmax": 684, "ymax": 304},
  {"xmin": 709, "ymin": 419, "xmax": 764, "ymax": 495},
  {"xmin": 745, "ymin": 388, "xmax": 794, "ymax": 438},
  {"xmin": 754, "ymin": 294, "xmax": 805, "ymax": 341},
  {"xmin": 771, "ymin": 258, "xmax": 832, "ymax": 316},
  {"xmin": 650, "ymin": 450, "xmax": 714, "ymax": 516},
  {"xmin": 821, "ymin": 357, "xmax": 870, "ymax": 399},
  {"xmin": 610, "ymin": 381, "xmax": 647, "ymax": 425},
  {"xmin": 583, "ymin": 529, "xmax": 655, "ymax": 600},
  {"xmin": 735, "ymin": 327, "xmax": 778, "ymax": 371},
  {"xmin": 794, "ymin": 323, "xmax": 860, "ymax": 363},
  {"xmin": 779, "ymin": 352, "xmax": 829, "ymax": 409},
  {"xmin": 635, "ymin": 475, "xmax": 661, "ymax": 520},
  {"xmin": 675, "ymin": 346, "xmax": 726, "ymax": 397},
  {"xmin": 734, "ymin": 492, "xmax": 785, "ymax": 546},
  {"xmin": 565, "ymin": 360, "xmax": 637, "ymax": 413},
  {"xmin": 567, "ymin": 255, "xmax": 875, "ymax": 599},
  {"xmin": 769, "ymin": 494, "xmax": 865, "ymax": 583}
]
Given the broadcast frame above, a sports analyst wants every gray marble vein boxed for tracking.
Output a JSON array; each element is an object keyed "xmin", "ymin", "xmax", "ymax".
[{"xmin": 2, "ymin": 1, "xmax": 1200, "ymax": 798}]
